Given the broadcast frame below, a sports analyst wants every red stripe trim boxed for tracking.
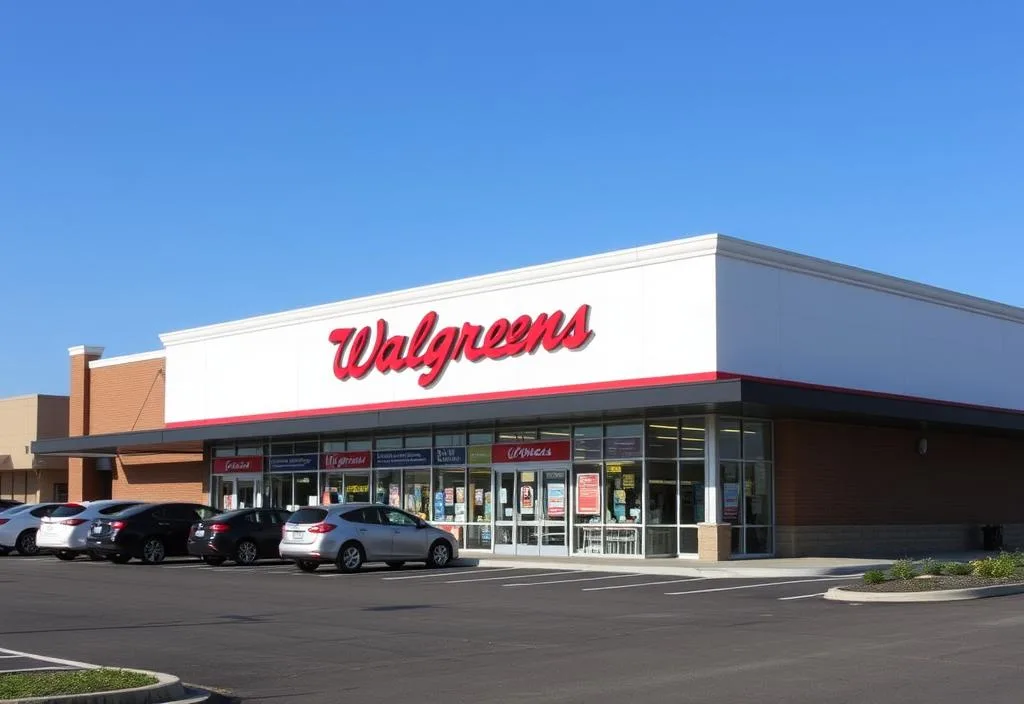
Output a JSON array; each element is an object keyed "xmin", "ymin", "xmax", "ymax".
[{"xmin": 164, "ymin": 372, "xmax": 730, "ymax": 429}]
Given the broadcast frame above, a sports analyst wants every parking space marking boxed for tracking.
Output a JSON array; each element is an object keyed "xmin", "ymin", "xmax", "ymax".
[
  {"xmin": 581, "ymin": 577, "xmax": 707, "ymax": 592},
  {"xmin": 382, "ymin": 568, "xmax": 521, "ymax": 581},
  {"xmin": 665, "ymin": 577, "xmax": 858, "ymax": 596},
  {"xmin": 446, "ymin": 570, "xmax": 589, "ymax": 584},
  {"xmin": 0, "ymin": 647, "xmax": 97, "ymax": 670},
  {"xmin": 778, "ymin": 592, "xmax": 828, "ymax": 601},
  {"xmin": 504, "ymin": 573, "xmax": 644, "ymax": 587}
]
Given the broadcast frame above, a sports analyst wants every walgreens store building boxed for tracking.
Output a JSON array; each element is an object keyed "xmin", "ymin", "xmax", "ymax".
[{"xmin": 34, "ymin": 234, "xmax": 1024, "ymax": 561}]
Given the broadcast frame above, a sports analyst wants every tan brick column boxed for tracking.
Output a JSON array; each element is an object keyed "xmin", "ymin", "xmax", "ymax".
[
  {"xmin": 697, "ymin": 523, "xmax": 733, "ymax": 561},
  {"xmin": 67, "ymin": 345, "xmax": 104, "ymax": 502}
]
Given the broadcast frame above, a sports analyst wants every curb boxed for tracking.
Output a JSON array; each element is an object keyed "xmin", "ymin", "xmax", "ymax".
[
  {"xmin": 2, "ymin": 669, "xmax": 188, "ymax": 704},
  {"xmin": 458, "ymin": 558, "xmax": 886, "ymax": 579},
  {"xmin": 824, "ymin": 582, "xmax": 1024, "ymax": 603}
]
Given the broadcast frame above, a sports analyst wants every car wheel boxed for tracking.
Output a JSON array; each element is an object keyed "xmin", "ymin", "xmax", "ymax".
[
  {"xmin": 140, "ymin": 537, "xmax": 166, "ymax": 565},
  {"xmin": 202, "ymin": 556, "xmax": 227, "ymax": 566},
  {"xmin": 109, "ymin": 553, "xmax": 131, "ymax": 564},
  {"xmin": 426, "ymin": 539, "xmax": 452, "ymax": 568},
  {"xmin": 336, "ymin": 542, "xmax": 364, "ymax": 573},
  {"xmin": 56, "ymin": 550, "xmax": 77, "ymax": 561},
  {"xmin": 15, "ymin": 530, "xmax": 39, "ymax": 556},
  {"xmin": 385, "ymin": 561, "xmax": 405, "ymax": 569},
  {"xmin": 296, "ymin": 559, "xmax": 319, "ymax": 573},
  {"xmin": 88, "ymin": 551, "xmax": 108, "ymax": 561},
  {"xmin": 234, "ymin": 540, "xmax": 259, "ymax": 566}
]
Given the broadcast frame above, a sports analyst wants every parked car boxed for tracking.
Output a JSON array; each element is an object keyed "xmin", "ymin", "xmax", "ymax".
[
  {"xmin": 37, "ymin": 500, "xmax": 144, "ymax": 560},
  {"xmin": 86, "ymin": 502, "xmax": 218, "ymax": 564},
  {"xmin": 279, "ymin": 503, "xmax": 459, "ymax": 573},
  {"xmin": 0, "ymin": 503, "xmax": 63, "ymax": 556},
  {"xmin": 0, "ymin": 499, "xmax": 23, "ymax": 511},
  {"xmin": 187, "ymin": 508, "xmax": 293, "ymax": 566}
]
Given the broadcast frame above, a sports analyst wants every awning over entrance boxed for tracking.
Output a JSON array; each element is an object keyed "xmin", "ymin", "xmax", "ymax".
[{"xmin": 30, "ymin": 377, "xmax": 1024, "ymax": 459}]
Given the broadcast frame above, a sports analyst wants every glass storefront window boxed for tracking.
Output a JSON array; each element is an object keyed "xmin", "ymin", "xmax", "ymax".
[
  {"xmin": 322, "ymin": 439, "xmax": 346, "ymax": 452},
  {"xmin": 434, "ymin": 469, "xmax": 467, "ymax": 523},
  {"xmin": 720, "ymin": 461, "xmax": 742, "ymax": 525},
  {"xmin": 468, "ymin": 431, "xmax": 493, "ymax": 445},
  {"xmin": 269, "ymin": 474, "xmax": 292, "ymax": 509},
  {"xmin": 646, "ymin": 421, "xmax": 678, "ymax": 459},
  {"xmin": 405, "ymin": 435, "xmax": 431, "ymax": 448},
  {"xmin": 539, "ymin": 427, "xmax": 570, "ymax": 440},
  {"xmin": 434, "ymin": 433, "xmax": 464, "ymax": 447},
  {"xmin": 465, "ymin": 468, "xmax": 492, "ymax": 549},
  {"xmin": 212, "ymin": 445, "xmax": 235, "ymax": 457},
  {"xmin": 374, "ymin": 470, "xmax": 402, "ymax": 507},
  {"xmin": 498, "ymin": 428, "xmax": 537, "ymax": 441},
  {"xmin": 604, "ymin": 462, "xmax": 641, "ymax": 524},
  {"xmin": 742, "ymin": 421, "xmax": 772, "ymax": 460},
  {"xmin": 375, "ymin": 437, "xmax": 403, "ymax": 450},
  {"xmin": 323, "ymin": 471, "xmax": 368, "ymax": 503},
  {"xmin": 573, "ymin": 426, "xmax": 602, "ymax": 461},
  {"xmin": 645, "ymin": 460, "xmax": 677, "ymax": 556},
  {"xmin": 347, "ymin": 438, "xmax": 372, "ymax": 451},
  {"xmin": 237, "ymin": 444, "xmax": 263, "ymax": 456},
  {"xmin": 403, "ymin": 470, "xmax": 430, "ymax": 519},
  {"xmin": 744, "ymin": 462, "xmax": 772, "ymax": 526},
  {"xmin": 718, "ymin": 419, "xmax": 743, "ymax": 460},
  {"xmin": 293, "ymin": 472, "xmax": 319, "ymax": 509},
  {"xmin": 679, "ymin": 462, "xmax": 704, "ymax": 525},
  {"xmin": 680, "ymin": 418, "xmax": 706, "ymax": 459},
  {"xmin": 572, "ymin": 463, "xmax": 602, "ymax": 553},
  {"xmin": 294, "ymin": 441, "xmax": 318, "ymax": 455}
]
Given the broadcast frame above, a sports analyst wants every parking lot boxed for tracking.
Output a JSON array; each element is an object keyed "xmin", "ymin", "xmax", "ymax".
[{"xmin": 4, "ymin": 555, "xmax": 1024, "ymax": 703}]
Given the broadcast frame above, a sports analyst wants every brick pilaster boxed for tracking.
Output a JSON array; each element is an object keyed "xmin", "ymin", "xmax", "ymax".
[{"xmin": 67, "ymin": 345, "xmax": 104, "ymax": 502}]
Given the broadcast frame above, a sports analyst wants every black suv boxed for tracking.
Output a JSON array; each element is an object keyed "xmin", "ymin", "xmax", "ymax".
[{"xmin": 87, "ymin": 502, "xmax": 218, "ymax": 564}]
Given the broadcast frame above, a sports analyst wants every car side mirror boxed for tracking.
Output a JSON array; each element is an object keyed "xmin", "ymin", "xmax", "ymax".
[{"xmin": 417, "ymin": 521, "xmax": 428, "ymax": 529}]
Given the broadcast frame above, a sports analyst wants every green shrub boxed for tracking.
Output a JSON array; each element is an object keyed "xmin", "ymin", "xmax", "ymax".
[
  {"xmin": 919, "ymin": 558, "xmax": 942, "ymax": 576},
  {"xmin": 941, "ymin": 561, "xmax": 972, "ymax": 576},
  {"xmin": 863, "ymin": 570, "xmax": 887, "ymax": 585},
  {"xmin": 888, "ymin": 559, "xmax": 917, "ymax": 580},
  {"xmin": 970, "ymin": 555, "xmax": 1017, "ymax": 578}
]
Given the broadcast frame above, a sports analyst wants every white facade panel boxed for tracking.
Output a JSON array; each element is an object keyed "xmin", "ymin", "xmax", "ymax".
[
  {"xmin": 716, "ymin": 255, "xmax": 1024, "ymax": 410},
  {"xmin": 163, "ymin": 253, "xmax": 719, "ymax": 425}
]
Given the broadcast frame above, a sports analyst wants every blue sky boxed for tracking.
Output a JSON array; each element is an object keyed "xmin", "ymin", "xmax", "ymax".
[{"xmin": 2, "ymin": 1, "xmax": 1022, "ymax": 397}]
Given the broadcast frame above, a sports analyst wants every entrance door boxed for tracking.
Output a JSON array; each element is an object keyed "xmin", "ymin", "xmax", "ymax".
[
  {"xmin": 217, "ymin": 476, "xmax": 263, "ymax": 511},
  {"xmin": 492, "ymin": 467, "xmax": 568, "ymax": 557}
]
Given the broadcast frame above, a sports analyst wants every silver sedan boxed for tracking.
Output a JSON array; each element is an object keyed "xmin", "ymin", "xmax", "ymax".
[{"xmin": 279, "ymin": 503, "xmax": 459, "ymax": 573}]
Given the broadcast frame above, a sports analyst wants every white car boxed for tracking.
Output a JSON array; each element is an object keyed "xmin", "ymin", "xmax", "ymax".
[
  {"xmin": 37, "ymin": 500, "xmax": 144, "ymax": 560},
  {"xmin": 0, "ymin": 503, "xmax": 63, "ymax": 556}
]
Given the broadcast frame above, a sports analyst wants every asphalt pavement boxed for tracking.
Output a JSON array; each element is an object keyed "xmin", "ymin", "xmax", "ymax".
[{"xmin": 2, "ymin": 554, "xmax": 1024, "ymax": 703}]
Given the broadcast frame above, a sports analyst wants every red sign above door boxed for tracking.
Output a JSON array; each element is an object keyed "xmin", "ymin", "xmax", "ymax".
[
  {"xmin": 212, "ymin": 457, "xmax": 264, "ymax": 474},
  {"xmin": 328, "ymin": 304, "xmax": 594, "ymax": 389},
  {"xmin": 491, "ymin": 441, "xmax": 571, "ymax": 464}
]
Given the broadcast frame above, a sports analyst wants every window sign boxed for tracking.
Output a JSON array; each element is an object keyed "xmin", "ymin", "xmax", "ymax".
[
  {"xmin": 576, "ymin": 473, "xmax": 600, "ymax": 515},
  {"xmin": 374, "ymin": 449, "xmax": 432, "ymax": 468}
]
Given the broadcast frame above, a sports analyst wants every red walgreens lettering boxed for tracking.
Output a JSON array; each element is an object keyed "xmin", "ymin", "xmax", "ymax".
[{"xmin": 328, "ymin": 304, "xmax": 593, "ymax": 388}]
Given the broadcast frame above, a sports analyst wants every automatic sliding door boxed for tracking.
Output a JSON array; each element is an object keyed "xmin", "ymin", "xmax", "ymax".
[{"xmin": 494, "ymin": 470, "xmax": 515, "ymax": 555}]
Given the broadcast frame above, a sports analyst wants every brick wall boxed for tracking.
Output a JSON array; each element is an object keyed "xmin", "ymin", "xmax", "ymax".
[
  {"xmin": 774, "ymin": 419, "xmax": 1024, "ymax": 557},
  {"xmin": 74, "ymin": 355, "xmax": 205, "ymax": 503}
]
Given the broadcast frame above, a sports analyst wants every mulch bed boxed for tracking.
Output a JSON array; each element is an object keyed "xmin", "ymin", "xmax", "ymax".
[{"xmin": 844, "ymin": 575, "xmax": 1024, "ymax": 593}]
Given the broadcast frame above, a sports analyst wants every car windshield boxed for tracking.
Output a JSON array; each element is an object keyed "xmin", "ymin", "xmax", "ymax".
[
  {"xmin": 209, "ymin": 510, "xmax": 250, "ymax": 521},
  {"xmin": 287, "ymin": 508, "xmax": 328, "ymax": 524}
]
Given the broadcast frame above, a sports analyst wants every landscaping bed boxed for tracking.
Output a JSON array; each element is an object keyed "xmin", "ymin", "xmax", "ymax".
[
  {"xmin": 844, "ymin": 551, "xmax": 1024, "ymax": 593},
  {"xmin": 0, "ymin": 668, "xmax": 156, "ymax": 700}
]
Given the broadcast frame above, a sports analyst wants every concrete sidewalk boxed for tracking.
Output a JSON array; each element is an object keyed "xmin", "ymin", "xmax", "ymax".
[{"xmin": 454, "ymin": 554, "xmax": 893, "ymax": 578}]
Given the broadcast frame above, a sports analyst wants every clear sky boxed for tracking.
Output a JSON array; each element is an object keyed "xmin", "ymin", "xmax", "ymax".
[{"xmin": 2, "ymin": 1, "xmax": 1022, "ymax": 397}]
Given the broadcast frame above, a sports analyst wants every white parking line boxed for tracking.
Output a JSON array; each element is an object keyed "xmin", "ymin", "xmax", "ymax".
[
  {"xmin": 446, "ymin": 570, "xmax": 588, "ymax": 584},
  {"xmin": 0, "ymin": 666, "xmax": 77, "ymax": 673},
  {"xmin": 382, "ymin": 568, "xmax": 521, "ymax": 581},
  {"xmin": 778, "ymin": 592, "xmax": 828, "ymax": 601},
  {"xmin": 665, "ymin": 577, "xmax": 857, "ymax": 596},
  {"xmin": 582, "ymin": 577, "xmax": 708, "ymax": 592},
  {"xmin": 0, "ymin": 647, "xmax": 98, "ymax": 669},
  {"xmin": 504, "ymin": 573, "xmax": 644, "ymax": 587}
]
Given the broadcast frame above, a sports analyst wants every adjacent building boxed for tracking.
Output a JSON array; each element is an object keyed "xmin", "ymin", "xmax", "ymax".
[
  {"xmin": 32, "ymin": 234, "xmax": 1024, "ymax": 560},
  {"xmin": 1, "ymin": 394, "xmax": 71, "ymax": 503}
]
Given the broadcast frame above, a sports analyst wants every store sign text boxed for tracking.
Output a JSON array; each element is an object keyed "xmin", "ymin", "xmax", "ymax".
[
  {"xmin": 328, "ymin": 304, "xmax": 594, "ymax": 388},
  {"xmin": 212, "ymin": 457, "xmax": 263, "ymax": 474},
  {"xmin": 491, "ymin": 441, "xmax": 571, "ymax": 464},
  {"xmin": 322, "ymin": 451, "xmax": 371, "ymax": 470}
]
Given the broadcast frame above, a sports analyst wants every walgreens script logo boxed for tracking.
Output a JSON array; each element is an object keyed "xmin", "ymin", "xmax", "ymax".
[
  {"xmin": 328, "ymin": 304, "xmax": 594, "ymax": 388},
  {"xmin": 224, "ymin": 459, "xmax": 255, "ymax": 471},
  {"xmin": 504, "ymin": 445, "xmax": 553, "ymax": 461}
]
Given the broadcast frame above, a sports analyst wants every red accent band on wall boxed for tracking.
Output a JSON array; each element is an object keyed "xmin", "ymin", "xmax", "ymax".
[
  {"xmin": 321, "ymin": 451, "xmax": 372, "ymax": 470},
  {"xmin": 212, "ymin": 457, "xmax": 264, "ymax": 473},
  {"xmin": 491, "ymin": 441, "xmax": 572, "ymax": 464}
]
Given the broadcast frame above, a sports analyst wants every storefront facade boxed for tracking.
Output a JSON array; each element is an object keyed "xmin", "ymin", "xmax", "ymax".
[{"xmin": 34, "ymin": 234, "xmax": 1024, "ymax": 560}]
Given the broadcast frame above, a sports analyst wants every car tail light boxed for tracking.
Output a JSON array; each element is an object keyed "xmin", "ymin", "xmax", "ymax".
[
  {"xmin": 61, "ymin": 519, "xmax": 87, "ymax": 526},
  {"xmin": 308, "ymin": 523, "xmax": 336, "ymax": 534},
  {"xmin": 111, "ymin": 521, "xmax": 126, "ymax": 531},
  {"xmin": 209, "ymin": 523, "xmax": 231, "ymax": 533},
  {"xmin": 0, "ymin": 519, "xmax": 7, "ymax": 526}
]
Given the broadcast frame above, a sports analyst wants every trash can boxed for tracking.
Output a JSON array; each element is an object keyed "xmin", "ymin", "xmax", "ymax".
[{"xmin": 981, "ymin": 524, "xmax": 1004, "ymax": 551}]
